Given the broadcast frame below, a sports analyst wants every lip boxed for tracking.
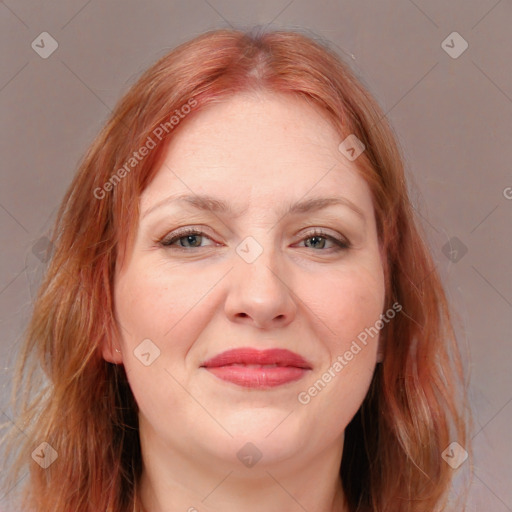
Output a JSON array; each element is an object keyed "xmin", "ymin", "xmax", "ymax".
[{"xmin": 200, "ymin": 348, "xmax": 312, "ymax": 388}]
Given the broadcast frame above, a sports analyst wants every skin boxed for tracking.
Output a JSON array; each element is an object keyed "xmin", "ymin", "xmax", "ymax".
[{"xmin": 102, "ymin": 91, "xmax": 386, "ymax": 512}]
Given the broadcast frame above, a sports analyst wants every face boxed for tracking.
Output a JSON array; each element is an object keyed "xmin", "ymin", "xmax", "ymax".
[{"xmin": 106, "ymin": 91, "xmax": 386, "ymax": 471}]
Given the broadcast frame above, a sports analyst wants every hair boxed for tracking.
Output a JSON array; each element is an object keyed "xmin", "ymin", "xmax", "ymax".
[{"xmin": 1, "ymin": 27, "xmax": 469, "ymax": 512}]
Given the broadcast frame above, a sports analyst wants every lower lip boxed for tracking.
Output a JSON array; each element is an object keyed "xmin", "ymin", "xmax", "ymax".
[{"xmin": 203, "ymin": 365, "xmax": 309, "ymax": 388}]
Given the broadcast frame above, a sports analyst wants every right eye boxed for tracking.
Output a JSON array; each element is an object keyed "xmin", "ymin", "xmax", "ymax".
[{"xmin": 159, "ymin": 228, "xmax": 216, "ymax": 250}]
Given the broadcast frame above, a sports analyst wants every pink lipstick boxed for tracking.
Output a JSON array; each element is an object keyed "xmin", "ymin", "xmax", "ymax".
[{"xmin": 200, "ymin": 348, "xmax": 312, "ymax": 388}]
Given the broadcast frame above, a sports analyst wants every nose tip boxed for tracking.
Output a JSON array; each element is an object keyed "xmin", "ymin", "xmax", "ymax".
[{"xmin": 225, "ymin": 254, "xmax": 297, "ymax": 330}]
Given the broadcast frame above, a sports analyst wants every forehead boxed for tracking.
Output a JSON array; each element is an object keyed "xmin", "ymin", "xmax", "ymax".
[{"xmin": 140, "ymin": 91, "xmax": 374, "ymax": 218}]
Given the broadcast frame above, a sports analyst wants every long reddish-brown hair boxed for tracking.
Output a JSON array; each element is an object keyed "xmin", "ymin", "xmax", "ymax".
[{"xmin": 1, "ymin": 28, "xmax": 469, "ymax": 511}]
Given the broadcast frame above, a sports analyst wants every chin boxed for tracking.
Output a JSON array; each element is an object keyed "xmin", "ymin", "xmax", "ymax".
[{"xmin": 210, "ymin": 411, "xmax": 307, "ymax": 456}]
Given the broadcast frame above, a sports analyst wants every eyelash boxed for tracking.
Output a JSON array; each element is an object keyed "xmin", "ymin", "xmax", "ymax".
[{"xmin": 158, "ymin": 227, "xmax": 350, "ymax": 252}]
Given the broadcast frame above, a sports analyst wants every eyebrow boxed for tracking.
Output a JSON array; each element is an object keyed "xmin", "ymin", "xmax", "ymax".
[{"xmin": 141, "ymin": 193, "xmax": 366, "ymax": 222}]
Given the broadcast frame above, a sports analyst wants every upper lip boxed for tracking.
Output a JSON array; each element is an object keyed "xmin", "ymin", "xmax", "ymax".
[{"xmin": 201, "ymin": 348, "xmax": 312, "ymax": 369}]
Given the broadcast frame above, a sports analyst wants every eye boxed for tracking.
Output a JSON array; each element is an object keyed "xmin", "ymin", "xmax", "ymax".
[
  {"xmin": 298, "ymin": 229, "xmax": 350, "ymax": 251},
  {"xmin": 159, "ymin": 228, "xmax": 215, "ymax": 249},
  {"xmin": 159, "ymin": 227, "xmax": 350, "ymax": 252}
]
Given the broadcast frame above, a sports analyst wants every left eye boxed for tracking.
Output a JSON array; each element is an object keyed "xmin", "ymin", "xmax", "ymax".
[
  {"xmin": 301, "ymin": 230, "xmax": 350, "ymax": 250},
  {"xmin": 159, "ymin": 228, "xmax": 350, "ymax": 251}
]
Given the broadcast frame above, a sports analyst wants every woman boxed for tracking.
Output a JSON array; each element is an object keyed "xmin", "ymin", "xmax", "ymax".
[{"xmin": 2, "ymin": 28, "xmax": 469, "ymax": 511}]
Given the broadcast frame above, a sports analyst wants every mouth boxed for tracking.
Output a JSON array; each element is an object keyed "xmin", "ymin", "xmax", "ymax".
[{"xmin": 200, "ymin": 347, "xmax": 312, "ymax": 388}]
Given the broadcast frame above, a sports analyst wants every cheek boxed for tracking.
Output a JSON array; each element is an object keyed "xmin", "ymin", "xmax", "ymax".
[
  {"xmin": 114, "ymin": 261, "xmax": 205, "ymax": 342},
  {"xmin": 302, "ymin": 260, "xmax": 385, "ymax": 354},
  {"xmin": 295, "ymin": 270, "xmax": 384, "ymax": 439},
  {"xmin": 294, "ymin": 261, "xmax": 385, "ymax": 427},
  {"xmin": 113, "ymin": 264, "xmax": 201, "ymax": 416}
]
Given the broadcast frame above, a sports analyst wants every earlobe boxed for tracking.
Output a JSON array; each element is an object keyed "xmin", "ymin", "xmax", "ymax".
[{"xmin": 100, "ymin": 335, "xmax": 124, "ymax": 364}]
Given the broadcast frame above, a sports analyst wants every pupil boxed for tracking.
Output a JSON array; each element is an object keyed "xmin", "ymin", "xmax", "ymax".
[
  {"xmin": 187, "ymin": 235, "xmax": 200, "ymax": 247},
  {"xmin": 308, "ymin": 236, "xmax": 324, "ymax": 249}
]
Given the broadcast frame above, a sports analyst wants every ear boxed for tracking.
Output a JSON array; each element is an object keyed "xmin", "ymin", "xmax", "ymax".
[{"xmin": 100, "ymin": 326, "xmax": 124, "ymax": 364}]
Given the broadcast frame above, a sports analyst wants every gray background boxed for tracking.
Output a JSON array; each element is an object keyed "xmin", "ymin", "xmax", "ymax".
[{"xmin": 1, "ymin": 1, "xmax": 511, "ymax": 510}]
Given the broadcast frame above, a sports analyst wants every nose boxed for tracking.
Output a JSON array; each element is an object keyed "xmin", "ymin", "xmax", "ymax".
[{"xmin": 224, "ymin": 242, "xmax": 297, "ymax": 330}]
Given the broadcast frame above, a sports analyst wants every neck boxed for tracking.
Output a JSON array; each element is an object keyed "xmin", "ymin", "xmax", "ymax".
[
  {"xmin": 138, "ymin": 469, "xmax": 347, "ymax": 512},
  {"xmin": 137, "ymin": 421, "xmax": 349, "ymax": 512}
]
